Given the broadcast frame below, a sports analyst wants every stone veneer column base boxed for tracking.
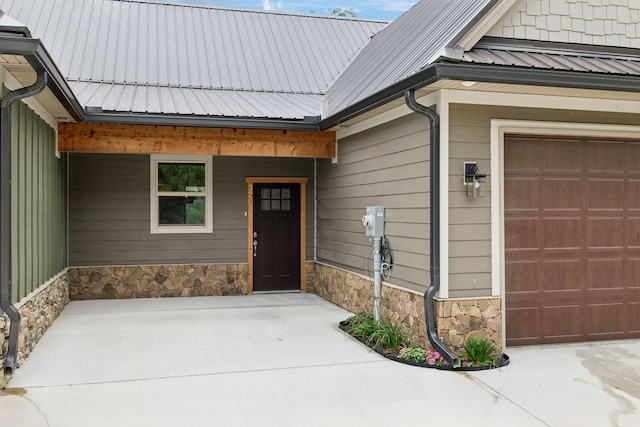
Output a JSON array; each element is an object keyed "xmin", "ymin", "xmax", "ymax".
[
  {"xmin": 434, "ymin": 298, "xmax": 503, "ymax": 353},
  {"xmin": 312, "ymin": 263, "xmax": 503, "ymax": 353},
  {"xmin": 68, "ymin": 264, "xmax": 249, "ymax": 300},
  {"xmin": 1, "ymin": 271, "xmax": 70, "ymax": 373}
]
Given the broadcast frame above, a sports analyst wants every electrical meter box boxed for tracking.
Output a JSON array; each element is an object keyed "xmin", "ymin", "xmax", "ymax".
[{"xmin": 362, "ymin": 206, "xmax": 384, "ymax": 237}]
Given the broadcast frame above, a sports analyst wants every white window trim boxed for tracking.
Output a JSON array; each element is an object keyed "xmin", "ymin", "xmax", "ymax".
[{"xmin": 150, "ymin": 154, "xmax": 213, "ymax": 234}]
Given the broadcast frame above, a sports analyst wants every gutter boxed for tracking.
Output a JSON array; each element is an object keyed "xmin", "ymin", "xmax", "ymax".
[
  {"xmin": 84, "ymin": 111, "xmax": 322, "ymax": 131},
  {"xmin": 1, "ymin": 69, "xmax": 48, "ymax": 374},
  {"xmin": 0, "ymin": 34, "xmax": 84, "ymax": 122},
  {"xmin": 404, "ymin": 89, "xmax": 458, "ymax": 368},
  {"xmin": 320, "ymin": 61, "xmax": 640, "ymax": 130}
]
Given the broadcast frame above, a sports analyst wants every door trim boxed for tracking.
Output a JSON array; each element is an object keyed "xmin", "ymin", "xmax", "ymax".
[{"xmin": 245, "ymin": 177, "xmax": 308, "ymax": 294}]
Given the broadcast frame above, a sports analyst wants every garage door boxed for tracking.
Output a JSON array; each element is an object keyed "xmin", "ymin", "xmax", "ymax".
[{"xmin": 505, "ymin": 135, "xmax": 640, "ymax": 346}]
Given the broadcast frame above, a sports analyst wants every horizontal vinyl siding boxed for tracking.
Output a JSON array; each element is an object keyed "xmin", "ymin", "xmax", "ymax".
[
  {"xmin": 448, "ymin": 103, "xmax": 640, "ymax": 298},
  {"xmin": 317, "ymin": 114, "xmax": 430, "ymax": 294},
  {"xmin": 69, "ymin": 154, "xmax": 314, "ymax": 266},
  {"xmin": 10, "ymin": 101, "xmax": 67, "ymax": 303}
]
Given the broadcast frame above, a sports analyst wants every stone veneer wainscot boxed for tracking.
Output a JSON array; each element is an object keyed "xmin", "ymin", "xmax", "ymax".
[
  {"xmin": 1, "ymin": 271, "xmax": 70, "ymax": 372},
  {"xmin": 68, "ymin": 264, "xmax": 249, "ymax": 300},
  {"xmin": 313, "ymin": 263, "xmax": 503, "ymax": 353}
]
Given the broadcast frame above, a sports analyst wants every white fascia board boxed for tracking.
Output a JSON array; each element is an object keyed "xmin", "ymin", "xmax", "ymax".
[
  {"xmin": 336, "ymin": 92, "xmax": 439, "ymax": 140},
  {"xmin": 448, "ymin": 88, "xmax": 640, "ymax": 114}
]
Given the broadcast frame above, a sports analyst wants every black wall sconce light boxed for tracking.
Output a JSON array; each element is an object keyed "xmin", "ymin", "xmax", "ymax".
[{"xmin": 464, "ymin": 161, "xmax": 487, "ymax": 198}]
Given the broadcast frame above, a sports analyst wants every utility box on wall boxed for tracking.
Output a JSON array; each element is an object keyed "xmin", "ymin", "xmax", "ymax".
[{"xmin": 362, "ymin": 206, "xmax": 384, "ymax": 238}]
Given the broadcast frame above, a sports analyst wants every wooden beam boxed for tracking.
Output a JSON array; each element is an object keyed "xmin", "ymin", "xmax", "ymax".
[{"xmin": 58, "ymin": 123, "xmax": 336, "ymax": 158}]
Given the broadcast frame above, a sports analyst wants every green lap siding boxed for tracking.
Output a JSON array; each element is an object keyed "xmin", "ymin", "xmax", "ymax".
[{"xmin": 10, "ymin": 100, "xmax": 67, "ymax": 303}]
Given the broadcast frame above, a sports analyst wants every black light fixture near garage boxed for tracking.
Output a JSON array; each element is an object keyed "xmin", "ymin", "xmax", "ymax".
[{"xmin": 464, "ymin": 161, "xmax": 487, "ymax": 198}]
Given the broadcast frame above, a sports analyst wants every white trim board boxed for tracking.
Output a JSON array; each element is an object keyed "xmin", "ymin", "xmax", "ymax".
[{"xmin": 449, "ymin": 89, "xmax": 640, "ymax": 115}]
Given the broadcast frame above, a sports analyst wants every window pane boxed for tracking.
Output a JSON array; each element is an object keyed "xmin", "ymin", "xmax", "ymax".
[
  {"xmin": 271, "ymin": 188, "xmax": 280, "ymax": 199},
  {"xmin": 282, "ymin": 200, "xmax": 290, "ymax": 211},
  {"xmin": 261, "ymin": 188, "xmax": 270, "ymax": 199},
  {"xmin": 159, "ymin": 196, "xmax": 205, "ymax": 225},
  {"xmin": 158, "ymin": 163, "xmax": 205, "ymax": 192},
  {"xmin": 271, "ymin": 200, "xmax": 280, "ymax": 211},
  {"xmin": 282, "ymin": 189, "xmax": 290, "ymax": 199},
  {"xmin": 261, "ymin": 200, "xmax": 271, "ymax": 211}
]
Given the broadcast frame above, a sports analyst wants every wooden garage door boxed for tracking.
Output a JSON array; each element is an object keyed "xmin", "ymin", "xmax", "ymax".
[{"xmin": 505, "ymin": 135, "xmax": 640, "ymax": 346}]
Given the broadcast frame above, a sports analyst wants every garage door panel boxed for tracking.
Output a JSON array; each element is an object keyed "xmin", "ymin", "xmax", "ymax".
[
  {"xmin": 504, "ymin": 137, "xmax": 539, "ymax": 170},
  {"xmin": 588, "ymin": 141, "xmax": 625, "ymax": 172},
  {"xmin": 505, "ymin": 135, "xmax": 640, "ymax": 346},
  {"xmin": 628, "ymin": 259, "xmax": 640, "ymax": 286},
  {"xmin": 586, "ymin": 258, "xmax": 624, "ymax": 289},
  {"xmin": 505, "ymin": 218, "xmax": 538, "ymax": 249},
  {"xmin": 543, "ymin": 139, "xmax": 583, "ymax": 172},
  {"xmin": 587, "ymin": 217, "xmax": 624, "ymax": 249},
  {"xmin": 629, "ymin": 302, "xmax": 640, "ymax": 332},
  {"xmin": 629, "ymin": 143, "xmax": 640, "ymax": 172},
  {"xmin": 588, "ymin": 179, "xmax": 624, "ymax": 210},
  {"xmin": 542, "ymin": 259, "xmax": 581, "ymax": 291},
  {"xmin": 506, "ymin": 307, "xmax": 541, "ymax": 342},
  {"xmin": 542, "ymin": 178, "xmax": 581, "ymax": 210},
  {"xmin": 543, "ymin": 305, "xmax": 581, "ymax": 339},
  {"xmin": 543, "ymin": 217, "xmax": 581, "ymax": 249},
  {"xmin": 628, "ymin": 218, "xmax": 640, "ymax": 247},
  {"xmin": 587, "ymin": 303, "xmax": 625, "ymax": 336},
  {"xmin": 505, "ymin": 260, "xmax": 538, "ymax": 292},
  {"xmin": 505, "ymin": 178, "xmax": 538, "ymax": 210},
  {"xmin": 629, "ymin": 181, "xmax": 640, "ymax": 210}
]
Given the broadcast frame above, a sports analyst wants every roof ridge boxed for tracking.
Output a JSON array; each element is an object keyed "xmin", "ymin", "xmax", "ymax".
[{"xmin": 110, "ymin": 0, "xmax": 389, "ymax": 23}]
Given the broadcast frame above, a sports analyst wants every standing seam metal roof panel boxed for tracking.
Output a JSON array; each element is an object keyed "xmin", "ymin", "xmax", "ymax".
[
  {"xmin": 325, "ymin": 0, "xmax": 496, "ymax": 116},
  {"xmin": 0, "ymin": 0, "xmax": 387, "ymax": 119},
  {"xmin": 0, "ymin": 0, "xmax": 386, "ymax": 93}
]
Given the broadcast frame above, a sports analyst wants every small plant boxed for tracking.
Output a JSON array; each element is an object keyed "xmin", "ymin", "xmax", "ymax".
[
  {"xmin": 425, "ymin": 349, "xmax": 450, "ymax": 367},
  {"xmin": 344, "ymin": 311, "xmax": 377, "ymax": 338},
  {"xmin": 398, "ymin": 346, "xmax": 426, "ymax": 363},
  {"xmin": 365, "ymin": 317, "xmax": 411, "ymax": 353},
  {"xmin": 462, "ymin": 336, "xmax": 498, "ymax": 367}
]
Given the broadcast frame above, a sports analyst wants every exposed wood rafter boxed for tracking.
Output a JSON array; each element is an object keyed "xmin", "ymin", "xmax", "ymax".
[{"xmin": 58, "ymin": 123, "xmax": 336, "ymax": 158}]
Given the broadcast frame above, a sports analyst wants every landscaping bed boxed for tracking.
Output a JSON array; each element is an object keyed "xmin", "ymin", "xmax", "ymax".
[{"xmin": 340, "ymin": 312, "xmax": 509, "ymax": 371}]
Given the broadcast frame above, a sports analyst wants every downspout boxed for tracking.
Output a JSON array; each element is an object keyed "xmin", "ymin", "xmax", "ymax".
[
  {"xmin": 404, "ymin": 89, "xmax": 459, "ymax": 367},
  {"xmin": 1, "ymin": 68, "xmax": 48, "ymax": 374}
]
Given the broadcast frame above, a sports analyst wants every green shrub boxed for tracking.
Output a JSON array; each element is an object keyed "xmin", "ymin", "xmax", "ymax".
[
  {"xmin": 343, "ymin": 312, "xmax": 411, "ymax": 353},
  {"xmin": 398, "ymin": 346, "xmax": 427, "ymax": 363},
  {"xmin": 344, "ymin": 311, "xmax": 377, "ymax": 338},
  {"xmin": 366, "ymin": 318, "xmax": 411, "ymax": 353},
  {"xmin": 461, "ymin": 336, "xmax": 499, "ymax": 367}
]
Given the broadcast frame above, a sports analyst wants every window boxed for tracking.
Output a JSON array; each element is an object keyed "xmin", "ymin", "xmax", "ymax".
[{"xmin": 150, "ymin": 154, "xmax": 212, "ymax": 234}]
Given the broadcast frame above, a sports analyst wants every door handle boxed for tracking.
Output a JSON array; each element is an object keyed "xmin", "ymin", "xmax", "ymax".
[{"xmin": 253, "ymin": 239, "xmax": 258, "ymax": 257}]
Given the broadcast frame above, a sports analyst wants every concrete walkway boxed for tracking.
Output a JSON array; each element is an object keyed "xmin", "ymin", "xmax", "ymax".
[{"xmin": 1, "ymin": 293, "xmax": 639, "ymax": 426}]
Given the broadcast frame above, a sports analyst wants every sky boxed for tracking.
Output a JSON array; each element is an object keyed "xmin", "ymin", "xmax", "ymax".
[{"xmin": 162, "ymin": 0, "xmax": 419, "ymax": 21}]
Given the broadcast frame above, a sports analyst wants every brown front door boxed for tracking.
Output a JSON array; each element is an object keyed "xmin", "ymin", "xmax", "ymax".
[
  {"xmin": 252, "ymin": 183, "xmax": 301, "ymax": 292},
  {"xmin": 504, "ymin": 135, "xmax": 640, "ymax": 346}
]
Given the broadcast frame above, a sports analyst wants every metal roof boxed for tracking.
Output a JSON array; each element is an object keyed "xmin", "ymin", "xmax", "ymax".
[
  {"xmin": 0, "ymin": 0, "xmax": 386, "ymax": 120},
  {"xmin": 461, "ymin": 39, "xmax": 640, "ymax": 76},
  {"xmin": 69, "ymin": 81, "xmax": 322, "ymax": 118},
  {"xmin": 324, "ymin": 0, "xmax": 499, "ymax": 116}
]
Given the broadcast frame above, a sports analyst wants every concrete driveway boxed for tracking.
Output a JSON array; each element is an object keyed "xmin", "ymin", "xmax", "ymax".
[{"xmin": 1, "ymin": 293, "xmax": 639, "ymax": 426}]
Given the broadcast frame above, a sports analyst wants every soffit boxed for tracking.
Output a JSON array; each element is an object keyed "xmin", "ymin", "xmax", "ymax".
[
  {"xmin": 1, "ymin": 56, "xmax": 74, "ymax": 122},
  {"xmin": 331, "ymin": 80, "xmax": 640, "ymax": 129}
]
